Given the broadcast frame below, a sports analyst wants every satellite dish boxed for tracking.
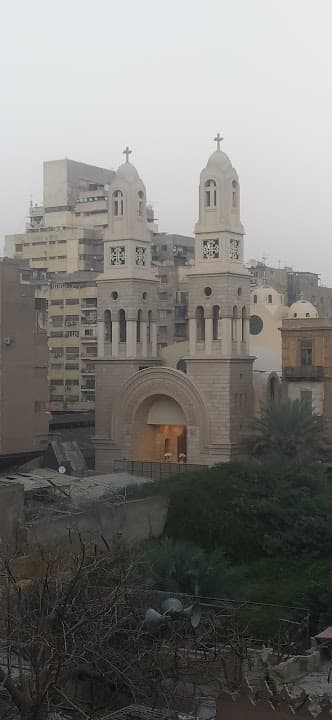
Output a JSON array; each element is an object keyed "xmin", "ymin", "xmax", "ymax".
[
  {"xmin": 58, "ymin": 466, "xmax": 66, "ymax": 474},
  {"xmin": 160, "ymin": 597, "xmax": 183, "ymax": 615},
  {"xmin": 181, "ymin": 603, "xmax": 201, "ymax": 629},
  {"xmin": 145, "ymin": 608, "xmax": 169, "ymax": 628}
]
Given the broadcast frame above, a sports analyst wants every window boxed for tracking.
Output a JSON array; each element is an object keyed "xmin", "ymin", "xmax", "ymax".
[
  {"xmin": 66, "ymin": 299, "xmax": 79, "ymax": 305},
  {"xmin": 15, "ymin": 243, "xmax": 23, "ymax": 252},
  {"xmin": 113, "ymin": 190, "xmax": 124, "ymax": 217},
  {"xmin": 160, "ymin": 275, "xmax": 168, "ymax": 284},
  {"xmin": 204, "ymin": 286, "xmax": 212, "ymax": 297},
  {"xmin": 84, "ymin": 328, "xmax": 94, "ymax": 337},
  {"xmin": 176, "ymin": 359, "xmax": 187, "ymax": 373},
  {"xmin": 162, "ymin": 244, "xmax": 167, "ymax": 251},
  {"xmin": 249, "ymin": 315, "xmax": 263, "ymax": 335},
  {"xmin": 269, "ymin": 374, "xmax": 279, "ymax": 403},
  {"xmin": 232, "ymin": 180, "xmax": 238, "ymax": 208},
  {"xmin": 300, "ymin": 340, "xmax": 312, "ymax": 366},
  {"xmin": 301, "ymin": 390, "xmax": 313, "ymax": 410},
  {"xmin": 138, "ymin": 190, "xmax": 144, "ymax": 217},
  {"xmin": 232, "ymin": 306, "xmax": 238, "ymax": 342},
  {"xmin": 104, "ymin": 309, "xmax": 112, "ymax": 341},
  {"xmin": 50, "ymin": 300, "xmax": 64, "ymax": 306},
  {"xmin": 147, "ymin": 310, "xmax": 152, "ymax": 344},
  {"xmin": 119, "ymin": 309, "xmax": 126, "ymax": 342},
  {"xmin": 196, "ymin": 306, "xmax": 205, "ymax": 341},
  {"xmin": 205, "ymin": 179, "xmax": 217, "ymax": 207},
  {"xmin": 241, "ymin": 306, "xmax": 247, "ymax": 342},
  {"xmin": 137, "ymin": 309, "xmax": 142, "ymax": 342},
  {"xmin": 268, "ymin": 294, "xmax": 273, "ymax": 304},
  {"xmin": 212, "ymin": 305, "xmax": 220, "ymax": 340},
  {"xmin": 253, "ymin": 295, "xmax": 257, "ymax": 304}
]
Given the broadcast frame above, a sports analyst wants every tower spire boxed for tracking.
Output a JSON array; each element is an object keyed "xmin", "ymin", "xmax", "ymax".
[{"xmin": 214, "ymin": 133, "xmax": 223, "ymax": 151}]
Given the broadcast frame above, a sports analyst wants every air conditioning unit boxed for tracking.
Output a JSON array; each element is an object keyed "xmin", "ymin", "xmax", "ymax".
[{"xmin": 4, "ymin": 337, "xmax": 12, "ymax": 346}]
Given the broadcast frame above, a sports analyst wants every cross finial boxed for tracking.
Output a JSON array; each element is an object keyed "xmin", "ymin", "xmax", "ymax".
[
  {"xmin": 214, "ymin": 133, "xmax": 223, "ymax": 151},
  {"xmin": 123, "ymin": 146, "xmax": 132, "ymax": 163}
]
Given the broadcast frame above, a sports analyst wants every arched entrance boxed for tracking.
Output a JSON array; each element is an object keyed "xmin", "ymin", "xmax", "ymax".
[{"xmin": 136, "ymin": 395, "xmax": 187, "ymax": 462}]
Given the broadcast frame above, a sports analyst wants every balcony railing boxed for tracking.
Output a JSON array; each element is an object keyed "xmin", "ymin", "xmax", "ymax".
[{"xmin": 283, "ymin": 365, "xmax": 324, "ymax": 381}]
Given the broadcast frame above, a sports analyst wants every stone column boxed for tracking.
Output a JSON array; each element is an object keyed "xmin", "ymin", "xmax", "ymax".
[
  {"xmin": 151, "ymin": 322, "xmax": 157, "ymax": 357},
  {"xmin": 141, "ymin": 321, "xmax": 147, "ymax": 357},
  {"xmin": 221, "ymin": 317, "xmax": 232, "ymax": 355},
  {"xmin": 97, "ymin": 321, "xmax": 104, "ymax": 359},
  {"xmin": 127, "ymin": 320, "xmax": 137, "ymax": 358},
  {"xmin": 205, "ymin": 317, "xmax": 213, "ymax": 355},
  {"xmin": 112, "ymin": 321, "xmax": 119, "ymax": 357},
  {"xmin": 189, "ymin": 318, "xmax": 196, "ymax": 356}
]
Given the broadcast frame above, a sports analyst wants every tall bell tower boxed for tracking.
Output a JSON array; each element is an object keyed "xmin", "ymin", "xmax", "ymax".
[
  {"xmin": 185, "ymin": 136, "xmax": 254, "ymax": 460},
  {"xmin": 95, "ymin": 148, "xmax": 160, "ymax": 465}
]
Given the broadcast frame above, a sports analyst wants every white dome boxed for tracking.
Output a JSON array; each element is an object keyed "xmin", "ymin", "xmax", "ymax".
[
  {"xmin": 116, "ymin": 161, "xmax": 140, "ymax": 182},
  {"xmin": 288, "ymin": 299, "xmax": 318, "ymax": 319},
  {"xmin": 206, "ymin": 149, "xmax": 233, "ymax": 172}
]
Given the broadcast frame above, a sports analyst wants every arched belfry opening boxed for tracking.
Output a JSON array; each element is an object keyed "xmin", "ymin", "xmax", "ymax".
[{"xmin": 134, "ymin": 395, "xmax": 187, "ymax": 463}]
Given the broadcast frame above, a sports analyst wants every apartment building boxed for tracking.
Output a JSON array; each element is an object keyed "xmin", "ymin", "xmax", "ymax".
[
  {"xmin": 247, "ymin": 260, "xmax": 332, "ymax": 317},
  {"xmin": 152, "ymin": 233, "xmax": 195, "ymax": 346},
  {"xmin": 5, "ymin": 159, "xmax": 114, "ymax": 413},
  {"xmin": 0, "ymin": 259, "xmax": 48, "ymax": 464},
  {"xmin": 48, "ymin": 272, "xmax": 97, "ymax": 411}
]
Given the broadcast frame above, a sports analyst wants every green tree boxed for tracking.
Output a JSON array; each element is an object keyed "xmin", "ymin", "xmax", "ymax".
[{"xmin": 252, "ymin": 398, "xmax": 326, "ymax": 460}]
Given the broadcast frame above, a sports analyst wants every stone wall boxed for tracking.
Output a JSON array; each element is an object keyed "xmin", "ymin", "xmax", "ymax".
[
  {"xmin": 26, "ymin": 495, "xmax": 168, "ymax": 551},
  {"xmin": 0, "ymin": 483, "xmax": 24, "ymax": 552}
]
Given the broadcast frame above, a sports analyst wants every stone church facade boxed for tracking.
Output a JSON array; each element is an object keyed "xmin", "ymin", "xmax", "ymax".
[{"xmin": 94, "ymin": 140, "xmax": 254, "ymax": 471}]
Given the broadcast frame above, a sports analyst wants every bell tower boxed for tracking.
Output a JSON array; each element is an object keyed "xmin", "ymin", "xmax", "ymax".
[
  {"xmin": 95, "ymin": 148, "xmax": 160, "ymax": 464},
  {"xmin": 185, "ymin": 136, "xmax": 254, "ymax": 461}
]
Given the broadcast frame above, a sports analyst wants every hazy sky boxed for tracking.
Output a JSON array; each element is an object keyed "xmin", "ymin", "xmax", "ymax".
[{"xmin": 1, "ymin": 0, "xmax": 332, "ymax": 281}]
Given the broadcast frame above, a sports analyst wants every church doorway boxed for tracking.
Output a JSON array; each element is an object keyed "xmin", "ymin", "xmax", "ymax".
[{"xmin": 134, "ymin": 395, "xmax": 187, "ymax": 463}]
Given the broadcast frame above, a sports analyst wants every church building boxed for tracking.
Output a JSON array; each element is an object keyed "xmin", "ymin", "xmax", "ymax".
[{"xmin": 94, "ymin": 139, "xmax": 255, "ymax": 471}]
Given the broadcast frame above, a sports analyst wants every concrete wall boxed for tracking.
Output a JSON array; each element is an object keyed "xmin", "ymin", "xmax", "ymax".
[
  {"xmin": 26, "ymin": 495, "xmax": 168, "ymax": 550},
  {"xmin": 0, "ymin": 483, "xmax": 24, "ymax": 552}
]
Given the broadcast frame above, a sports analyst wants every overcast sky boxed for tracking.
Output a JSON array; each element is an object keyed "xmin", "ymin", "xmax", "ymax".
[{"xmin": 1, "ymin": 0, "xmax": 332, "ymax": 281}]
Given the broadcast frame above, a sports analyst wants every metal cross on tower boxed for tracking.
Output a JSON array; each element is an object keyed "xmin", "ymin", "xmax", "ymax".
[
  {"xmin": 214, "ymin": 133, "xmax": 223, "ymax": 151},
  {"xmin": 123, "ymin": 146, "xmax": 132, "ymax": 162}
]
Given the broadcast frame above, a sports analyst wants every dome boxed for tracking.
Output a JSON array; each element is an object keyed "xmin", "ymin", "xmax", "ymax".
[
  {"xmin": 206, "ymin": 149, "xmax": 233, "ymax": 173},
  {"xmin": 116, "ymin": 161, "xmax": 140, "ymax": 182},
  {"xmin": 288, "ymin": 299, "xmax": 318, "ymax": 319},
  {"xmin": 251, "ymin": 286, "xmax": 284, "ymax": 307}
]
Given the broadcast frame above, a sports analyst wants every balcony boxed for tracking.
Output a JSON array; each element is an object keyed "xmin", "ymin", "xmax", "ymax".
[{"xmin": 283, "ymin": 365, "xmax": 324, "ymax": 381}]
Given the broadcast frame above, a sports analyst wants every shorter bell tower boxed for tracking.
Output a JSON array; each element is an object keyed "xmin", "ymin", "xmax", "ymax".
[{"xmin": 95, "ymin": 148, "xmax": 160, "ymax": 465}]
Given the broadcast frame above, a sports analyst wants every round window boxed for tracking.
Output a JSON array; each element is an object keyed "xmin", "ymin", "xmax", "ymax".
[
  {"xmin": 142, "ymin": 291, "xmax": 147, "ymax": 300},
  {"xmin": 204, "ymin": 286, "xmax": 212, "ymax": 297},
  {"xmin": 111, "ymin": 291, "xmax": 118, "ymax": 300},
  {"xmin": 249, "ymin": 315, "xmax": 263, "ymax": 335}
]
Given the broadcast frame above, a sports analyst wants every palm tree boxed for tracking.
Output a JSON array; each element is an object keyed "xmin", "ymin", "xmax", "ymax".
[{"xmin": 252, "ymin": 397, "xmax": 326, "ymax": 459}]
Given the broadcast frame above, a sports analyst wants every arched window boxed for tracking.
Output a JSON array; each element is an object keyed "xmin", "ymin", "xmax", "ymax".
[
  {"xmin": 147, "ymin": 310, "xmax": 152, "ymax": 344},
  {"xmin": 138, "ymin": 190, "xmax": 144, "ymax": 217},
  {"xmin": 113, "ymin": 190, "xmax": 124, "ymax": 217},
  {"xmin": 196, "ymin": 306, "xmax": 205, "ymax": 341},
  {"xmin": 119, "ymin": 309, "xmax": 126, "ymax": 342},
  {"xmin": 232, "ymin": 179, "xmax": 238, "ymax": 208},
  {"xmin": 253, "ymin": 294, "xmax": 257, "ymax": 304},
  {"xmin": 176, "ymin": 358, "xmax": 187, "ymax": 374},
  {"xmin": 212, "ymin": 305, "xmax": 221, "ymax": 340},
  {"xmin": 268, "ymin": 294, "xmax": 273, "ymax": 304},
  {"xmin": 232, "ymin": 306, "xmax": 238, "ymax": 342},
  {"xmin": 241, "ymin": 306, "xmax": 247, "ymax": 342},
  {"xmin": 136, "ymin": 309, "xmax": 142, "ymax": 342},
  {"xmin": 204, "ymin": 179, "xmax": 217, "ymax": 208},
  {"xmin": 104, "ymin": 309, "xmax": 112, "ymax": 341},
  {"xmin": 269, "ymin": 374, "xmax": 279, "ymax": 404}
]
